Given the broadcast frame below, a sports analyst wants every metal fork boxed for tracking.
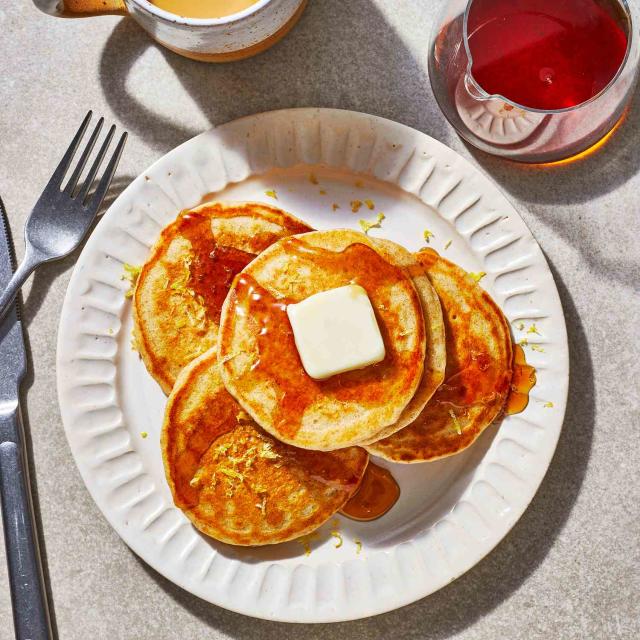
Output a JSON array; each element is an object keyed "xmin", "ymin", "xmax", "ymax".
[{"xmin": 0, "ymin": 111, "xmax": 127, "ymax": 322}]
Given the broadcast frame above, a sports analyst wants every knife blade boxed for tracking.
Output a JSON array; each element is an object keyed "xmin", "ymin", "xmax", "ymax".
[
  {"xmin": 0, "ymin": 198, "xmax": 52, "ymax": 640},
  {"xmin": 0, "ymin": 204, "xmax": 27, "ymax": 402}
]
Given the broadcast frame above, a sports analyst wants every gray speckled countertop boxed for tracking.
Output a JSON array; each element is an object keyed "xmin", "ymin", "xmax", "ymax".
[{"xmin": 1, "ymin": 1, "xmax": 639, "ymax": 638}]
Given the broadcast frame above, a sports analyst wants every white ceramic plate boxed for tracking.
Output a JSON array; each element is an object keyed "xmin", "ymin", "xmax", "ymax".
[{"xmin": 57, "ymin": 108, "xmax": 569, "ymax": 622}]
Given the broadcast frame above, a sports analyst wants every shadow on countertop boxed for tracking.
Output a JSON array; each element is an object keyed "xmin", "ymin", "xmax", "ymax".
[
  {"xmin": 98, "ymin": 0, "xmax": 451, "ymax": 154},
  {"xmin": 137, "ymin": 256, "xmax": 593, "ymax": 639}
]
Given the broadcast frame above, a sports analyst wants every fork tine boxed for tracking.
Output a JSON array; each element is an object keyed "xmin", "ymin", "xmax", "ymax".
[
  {"xmin": 63, "ymin": 117, "xmax": 104, "ymax": 196},
  {"xmin": 49, "ymin": 111, "xmax": 92, "ymax": 189},
  {"xmin": 77, "ymin": 124, "xmax": 115, "ymax": 202},
  {"xmin": 84, "ymin": 131, "xmax": 128, "ymax": 212}
]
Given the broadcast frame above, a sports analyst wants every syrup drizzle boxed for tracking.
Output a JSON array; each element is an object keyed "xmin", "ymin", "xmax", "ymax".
[
  {"xmin": 171, "ymin": 212, "xmax": 256, "ymax": 322},
  {"xmin": 341, "ymin": 462, "xmax": 400, "ymax": 521},
  {"xmin": 505, "ymin": 344, "xmax": 537, "ymax": 415}
]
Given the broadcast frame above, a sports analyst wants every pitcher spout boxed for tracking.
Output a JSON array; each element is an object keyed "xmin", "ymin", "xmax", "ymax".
[{"xmin": 463, "ymin": 71, "xmax": 490, "ymax": 102}]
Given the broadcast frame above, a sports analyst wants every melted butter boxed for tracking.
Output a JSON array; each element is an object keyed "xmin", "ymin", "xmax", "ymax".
[
  {"xmin": 505, "ymin": 344, "xmax": 537, "ymax": 415},
  {"xmin": 230, "ymin": 239, "xmax": 423, "ymax": 439},
  {"xmin": 341, "ymin": 462, "xmax": 400, "ymax": 521}
]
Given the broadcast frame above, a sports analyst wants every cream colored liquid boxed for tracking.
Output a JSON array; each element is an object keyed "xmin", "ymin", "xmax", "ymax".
[{"xmin": 151, "ymin": 0, "xmax": 258, "ymax": 19}]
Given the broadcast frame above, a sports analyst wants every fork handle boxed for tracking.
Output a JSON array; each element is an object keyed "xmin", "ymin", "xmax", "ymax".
[
  {"xmin": 0, "ymin": 406, "xmax": 52, "ymax": 640},
  {"xmin": 0, "ymin": 250, "xmax": 40, "ymax": 325}
]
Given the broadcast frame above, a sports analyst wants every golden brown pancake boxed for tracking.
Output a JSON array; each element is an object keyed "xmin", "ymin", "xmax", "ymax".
[
  {"xmin": 218, "ymin": 229, "xmax": 428, "ymax": 451},
  {"xmin": 162, "ymin": 348, "xmax": 368, "ymax": 546},
  {"xmin": 366, "ymin": 249, "xmax": 513, "ymax": 462},
  {"xmin": 133, "ymin": 201, "xmax": 311, "ymax": 394},
  {"xmin": 358, "ymin": 238, "xmax": 446, "ymax": 442}
]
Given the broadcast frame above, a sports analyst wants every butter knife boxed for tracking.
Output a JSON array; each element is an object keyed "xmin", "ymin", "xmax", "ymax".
[{"xmin": 0, "ymin": 198, "xmax": 52, "ymax": 640}]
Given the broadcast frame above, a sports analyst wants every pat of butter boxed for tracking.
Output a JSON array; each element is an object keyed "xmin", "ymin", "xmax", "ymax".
[{"xmin": 286, "ymin": 284, "xmax": 385, "ymax": 380}]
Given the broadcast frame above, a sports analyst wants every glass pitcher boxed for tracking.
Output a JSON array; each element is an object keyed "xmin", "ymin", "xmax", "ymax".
[{"xmin": 429, "ymin": 0, "xmax": 640, "ymax": 163}]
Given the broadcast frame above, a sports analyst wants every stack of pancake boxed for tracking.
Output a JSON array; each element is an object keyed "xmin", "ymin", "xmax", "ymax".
[{"xmin": 132, "ymin": 201, "xmax": 514, "ymax": 546}]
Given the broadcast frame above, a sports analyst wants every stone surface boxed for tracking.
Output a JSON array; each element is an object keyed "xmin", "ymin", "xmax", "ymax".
[{"xmin": 0, "ymin": 1, "xmax": 639, "ymax": 639}]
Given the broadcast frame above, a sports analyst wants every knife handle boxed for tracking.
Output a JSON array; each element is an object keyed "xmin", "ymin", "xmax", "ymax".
[{"xmin": 0, "ymin": 408, "xmax": 52, "ymax": 640}]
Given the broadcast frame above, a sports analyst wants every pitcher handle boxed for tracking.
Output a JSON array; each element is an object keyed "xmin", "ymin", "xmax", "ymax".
[{"xmin": 32, "ymin": 0, "xmax": 128, "ymax": 17}]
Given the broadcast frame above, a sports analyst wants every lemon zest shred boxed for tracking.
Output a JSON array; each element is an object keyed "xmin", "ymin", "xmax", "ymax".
[
  {"xmin": 218, "ymin": 467, "xmax": 242, "ymax": 481},
  {"xmin": 140, "ymin": 431, "xmax": 148, "ymax": 439},
  {"xmin": 543, "ymin": 401, "xmax": 554, "ymax": 408},
  {"xmin": 122, "ymin": 263, "xmax": 141, "ymax": 298},
  {"xmin": 469, "ymin": 271, "xmax": 486, "ymax": 283},
  {"xmin": 527, "ymin": 324, "xmax": 541, "ymax": 335},
  {"xmin": 236, "ymin": 410, "xmax": 251, "ymax": 424},
  {"xmin": 531, "ymin": 344, "xmax": 545, "ymax": 352},
  {"xmin": 444, "ymin": 239, "xmax": 452, "ymax": 250},
  {"xmin": 214, "ymin": 442, "xmax": 231, "ymax": 457},
  {"xmin": 516, "ymin": 322, "xmax": 525, "ymax": 331},
  {"xmin": 259, "ymin": 442, "xmax": 280, "ymax": 460},
  {"xmin": 355, "ymin": 538, "xmax": 362, "ymax": 554},
  {"xmin": 265, "ymin": 189, "xmax": 278, "ymax": 199},
  {"xmin": 519, "ymin": 338, "xmax": 529, "ymax": 347},
  {"xmin": 423, "ymin": 229, "xmax": 434, "ymax": 243},
  {"xmin": 122, "ymin": 263, "xmax": 141, "ymax": 280},
  {"xmin": 330, "ymin": 530, "xmax": 343, "ymax": 549},
  {"xmin": 359, "ymin": 212, "xmax": 385, "ymax": 234},
  {"xmin": 218, "ymin": 467, "xmax": 245, "ymax": 490},
  {"xmin": 255, "ymin": 496, "xmax": 267, "ymax": 515},
  {"xmin": 448, "ymin": 409, "xmax": 463, "ymax": 435}
]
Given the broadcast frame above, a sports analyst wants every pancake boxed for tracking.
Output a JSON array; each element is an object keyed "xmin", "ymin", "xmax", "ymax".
[
  {"xmin": 162, "ymin": 348, "xmax": 368, "ymax": 546},
  {"xmin": 133, "ymin": 201, "xmax": 311, "ymax": 394},
  {"xmin": 357, "ymin": 238, "xmax": 446, "ymax": 443},
  {"xmin": 366, "ymin": 249, "xmax": 513, "ymax": 462},
  {"xmin": 218, "ymin": 229, "xmax": 429, "ymax": 451}
]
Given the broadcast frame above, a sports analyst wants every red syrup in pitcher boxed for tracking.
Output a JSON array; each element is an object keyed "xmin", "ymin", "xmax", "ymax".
[{"xmin": 466, "ymin": 0, "xmax": 629, "ymax": 110}]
